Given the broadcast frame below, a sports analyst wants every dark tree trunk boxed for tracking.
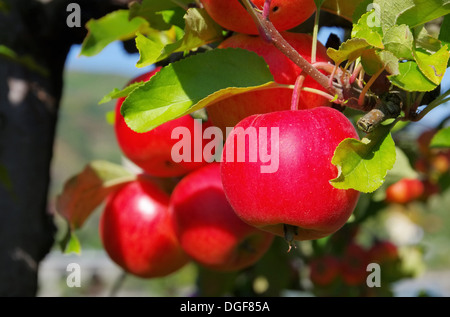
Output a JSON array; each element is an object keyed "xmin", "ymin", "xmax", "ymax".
[{"xmin": 0, "ymin": 0, "xmax": 128, "ymax": 296}]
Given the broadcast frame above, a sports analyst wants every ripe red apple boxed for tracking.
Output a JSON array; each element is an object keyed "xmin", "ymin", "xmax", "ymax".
[
  {"xmin": 385, "ymin": 178, "xmax": 425, "ymax": 204},
  {"xmin": 169, "ymin": 163, "xmax": 274, "ymax": 272},
  {"xmin": 220, "ymin": 107, "xmax": 360, "ymax": 242},
  {"xmin": 115, "ymin": 67, "xmax": 213, "ymax": 177},
  {"xmin": 207, "ymin": 32, "xmax": 331, "ymax": 133},
  {"xmin": 200, "ymin": 0, "xmax": 316, "ymax": 35},
  {"xmin": 309, "ymin": 255, "xmax": 340, "ymax": 287},
  {"xmin": 100, "ymin": 175, "xmax": 190, "ymax": 278},
  {"xmin": 340, "ymin": 243, "xmax": 370, "ymax": 286}
]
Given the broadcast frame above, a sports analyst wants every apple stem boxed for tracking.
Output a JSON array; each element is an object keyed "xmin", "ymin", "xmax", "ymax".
[
  {"xmin": 358, "ymin": 66, "xmax": 386, "ymax": 107},
  {"xmin": 109, "ymin": 270, "xmax": 128, "ymax": 297},
  {"xmin": 311, "ymin": 8, "xmax": 321, "ymax": 64},
  {"xmin": 283, "ymin": 224, "xmax": 298, "ymax": 252},
  {"xmin": 350, "ymin": 63, "xmax": 363, "ymax": 86},
  {"xmin": 291, "ymin": 73, "xmax": 306, "ymax": 111},
  {"xmin": 263, "ymin": 0, "xmax": 272, "ymax": 20}
]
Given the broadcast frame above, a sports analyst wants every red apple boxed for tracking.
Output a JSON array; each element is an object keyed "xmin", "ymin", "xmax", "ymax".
[
  {"xmin": 100, "ymin": 175, "xmax": 189, "ymax": 278},
  {"xmin": 169, "ymin": 163, "xmax": 274, "ymax": 272},
  {"xmin": 200, "ymin": 0, "xmax": 316, "ymax": 35},
  {"xmin": 309, "ymin": 255, "xmax": 340, "ymax": 287},
  {"xmin": 220, "ymin": 107, "xmax": 360, "ymax": 242},
  {"xmin": 115, "ymin": 67, "xmax": 213, "ymax": 177},
  {"xmin": 207, "ymin": 32, "xmax": 331, "ymax": 133},
  {"xmin": 340, "ymin": 243, "xmax": 370, "ymax": 286},
  {"xmin": 385, "ymin": 178, "xmax": 425, "ymax": 204},
  {"xmin": 368, "ymin": 240, "xmax": 399, "ymax": 264}
]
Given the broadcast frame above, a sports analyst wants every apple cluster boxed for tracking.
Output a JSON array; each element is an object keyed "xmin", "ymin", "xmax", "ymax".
[
  {"xmin": 385, "ymin": 127, "xmax": 450, "ymax": 206},
  {"xmin": 99, "ymin": 0, "xmax": 363, "ymax": 282},
  {"xmin": 307, "ymin": 236, "xmax": 406, "ymax": 297}
]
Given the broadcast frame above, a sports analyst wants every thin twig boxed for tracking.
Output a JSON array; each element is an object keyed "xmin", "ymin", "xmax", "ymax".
[{"xmin": 240, "ymin": 0, "xmax": 338, "ymax": 98}]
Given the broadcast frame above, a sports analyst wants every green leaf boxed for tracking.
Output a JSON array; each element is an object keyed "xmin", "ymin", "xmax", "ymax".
[
  {"xmin": 361, "ymin": 49, "xmax": 399, "ymax": 76},
  {"xmin": 330, "ymin": 124, "xmax": 397, "ymax": 193},
  {"xmin": 327, "ymin": 38, "xmax": 372, "ymax": 66},
  {"xmin": 388, "ymin": 61, "xmax": 438, "ymax": 92},
  {"xmin": 135, "ymin": 33, "xmax": 166, "ymax": 68},
  {"xmin": 129, "ymin": 0, "xmax": 190, "ymax": 30},
  {"xmin": 413, "ymin": 45, "xmax": 450, "ymax": 85},
  {"xmin": 99, "ymin": 81, "xmax": 145, "ymax": 104},
  {"xmin": 383, "ymin": 24, "xmax": 414, "ymax": 60},
  {"xmin": 397, "ymin": 0, "xmax": 450, "ymax": 28},
  {"xmin": 375, "ymin": 0, "xmax": 450, "ymax": 32},
  {"xmin": 430, "ymin": 126, "xmax": 450, "ymax": 148},
  {"xmin": 439, "ymin": 14, "xmax": 450, "ymax": 48},
  {"xmin": 122, "ymin": 48, "xmax": 275, "ymax": 132},
  {"xmin": 61, "ymin": 230, "xmax": 82, "ymax": 255},
  {"xmin": 56, "ymin": 160, "xmax": 136, "ymax": 230},
  {"xmin": 0, "ymin": 45, "xmax": 48, "ymax": 76},
  {"xmin": 321, "ymin": 0, "xmax": 366, "ymax": 22},
  {"xmin": 352, "ymin": 0, "xmax": 378, "ymax": 23},
  {"xmin": 351, "ymin": 10, "xmax": 384, "ymax": 49},
  {"xmin": 136, "ymin": 8, "xmax": 223, "ymax": 68},
  {"xmin": 80, "ymin": 10, "xmax": 150, "ymax": 57},
  {"xmin": 414, "ymin": 25, "xmax": 443, "ymax": 53}
]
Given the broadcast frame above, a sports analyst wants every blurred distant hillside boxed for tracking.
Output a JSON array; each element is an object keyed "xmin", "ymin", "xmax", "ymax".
[{"xmin": 49, "ymin": 70, "xmax": 131, "ymax": 248}]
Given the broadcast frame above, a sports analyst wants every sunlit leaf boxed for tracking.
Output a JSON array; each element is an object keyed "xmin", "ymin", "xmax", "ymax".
[
  {"xmin": 388, "ymin": 61, "xmax": 438, "ymax": 92},
  {"xmin": 330, "ymin": 124, "xmax": 397, "ymax": 193},
  {"xmin": 136, "ymin": 8, "xmax": 223, "ymax": 68},
  {"xmin": 122, "ymin": 48, "xmax": 275, "ymax": 133},
  {"xmin": 383, "ymin": 24, "xmax": 414, "ymax": 60},
  {"xmin": 327, "ymin": 38, "xmax": 372, "ymax": 66},
  {"xmin": 413, "ymin": 45, "xmax": 450, "ymax": 85},
  {"xmin": 351, "ymin": 10, "xmax": 384, "ymax": 49},
  {"xmin": 430, "ymin": 126, "xmax": 450, "ymax": 148},
  {"xmin": 80, "ymin": 10, "xmax": 150, "ymax": 57}
]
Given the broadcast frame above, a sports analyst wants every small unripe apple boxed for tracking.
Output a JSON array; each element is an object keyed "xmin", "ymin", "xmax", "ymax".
[
  {"xmin": 385, "ymin": 178, "xmax": 425, "ymax": 204},
  {"xmin": 207, "ymin": 32, "xmax": 331, "ymax": 133},
  {"xmin": 114, "ymin": 67, "xmax": 213, "ymax": 177},
  {"xmin": 200, "ymin": 0, "xmax": 316, "ymax": 35},
  {"xmin": 220, "ymin": 107, "xmax": 360, "ymax": 242},
  {"xmin": 169, "ymin": 163, "xmax": 274, "ymax": 272},
  {"xmin": 100, "ymin": 175, "xmax": 189, "ymax": 278}
]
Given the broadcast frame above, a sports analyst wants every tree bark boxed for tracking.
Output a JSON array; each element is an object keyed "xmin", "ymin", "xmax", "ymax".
[{"xmin": 0, "ymin": 0, "xmax": 128, "ymax": 296}]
